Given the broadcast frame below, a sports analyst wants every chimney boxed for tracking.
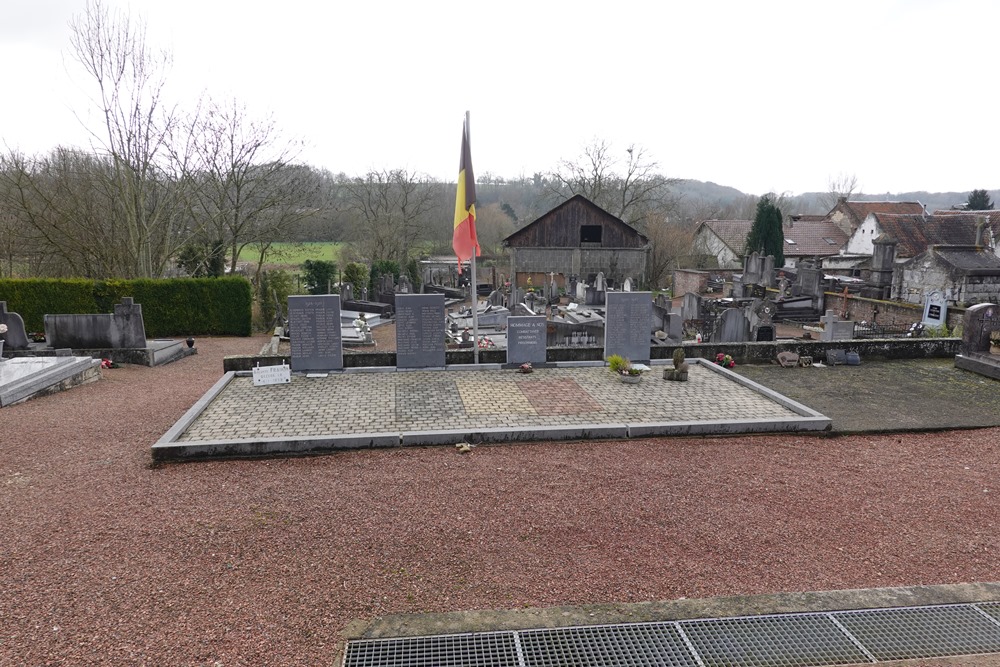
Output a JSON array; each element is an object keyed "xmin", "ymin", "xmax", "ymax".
[{"xmin": 976, "ymin": 216, "xmax": 987, "ymax": 248}]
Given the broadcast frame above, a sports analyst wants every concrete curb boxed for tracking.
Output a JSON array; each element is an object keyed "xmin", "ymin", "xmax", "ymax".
[{"xmin": 346, "ymin": 582, "xmax": 1000, "ymax": 640}]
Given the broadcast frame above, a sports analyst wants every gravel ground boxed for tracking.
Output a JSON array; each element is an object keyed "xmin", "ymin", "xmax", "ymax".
[{"xmin": 3, "ymin": 336, "xmax": 1000, "ymax": 665}]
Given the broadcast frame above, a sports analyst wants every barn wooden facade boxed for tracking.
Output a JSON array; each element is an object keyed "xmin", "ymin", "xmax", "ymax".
[{"xmin": 502, "ymin": 195, "xmax": 650, "ymax": 289}]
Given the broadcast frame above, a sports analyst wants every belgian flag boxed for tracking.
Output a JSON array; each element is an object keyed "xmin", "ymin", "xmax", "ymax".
[{"xmin": 452, "ymin": 118, "xmax": 479, "ymax": 269}]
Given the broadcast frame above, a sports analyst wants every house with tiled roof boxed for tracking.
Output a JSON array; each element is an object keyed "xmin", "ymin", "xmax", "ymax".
[
  {"xmin": 844, "ymin": 212, "xmax": 994, "ymax": 260},
  {"xmin": 825, "ymin": 198, "xmax": 926, "ymax": 236},
  {"xmin": 691, "ymin": 219, "xmax": 753, "ymax": 269},
  {"xmin": 782, "ymin": 218, "xmax": 848, "ymax": 268}
]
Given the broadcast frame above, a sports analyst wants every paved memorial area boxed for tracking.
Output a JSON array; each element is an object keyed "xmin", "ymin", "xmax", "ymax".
[{"xmin": 155, "ymin": 360, "xmax": 828, "ymax": 459}]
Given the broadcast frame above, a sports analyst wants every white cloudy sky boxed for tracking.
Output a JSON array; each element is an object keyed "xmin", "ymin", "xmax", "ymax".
[{"xmin": 1, "ymin": 0, "xmax": 995, "ymax": 196}]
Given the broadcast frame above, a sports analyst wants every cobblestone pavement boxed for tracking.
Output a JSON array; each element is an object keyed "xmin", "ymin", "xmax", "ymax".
[{"xmin": 177, "ymin": 364, "xmax": 802, "ymax": 442}]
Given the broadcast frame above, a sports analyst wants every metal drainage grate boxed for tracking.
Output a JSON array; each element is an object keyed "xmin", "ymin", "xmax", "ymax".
[
  {"xmin": 344, "ymin": 631, "xmax": 520, "ymax": 667},
  {"xmin": 680, "ymin": 613, "xmax": 870, "ymax": 667},
  {"xmin": 832, "ymin": 604, "xmax": 1000, "ymax": 662},
  {"xmin": 518, "ymin": 623, "xmax": 698, "ymax": 667},
  {"xmin": 343, "ymin": 602, "xmax": 1000, "ymax": 667},
  {"xmin": 980, "ymin": 601, "xmax": 1000, "ymax": 624}
]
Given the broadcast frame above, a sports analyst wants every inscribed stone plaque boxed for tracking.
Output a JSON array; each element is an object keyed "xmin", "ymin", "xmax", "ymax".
[
  {"xmin": 395, "ymin": 293, "xmax": 446, "ymax": 368},
  {"xmin": 288, "ymin": 295, "xmax": 343, "ymax": 371},
  {"xmin": 922, "ymin": 291, "xmax": 948, "ymax": 327},
  {"xmin": 604, "ymin": 292, "xmax": 652, "ymax": 363},
  {"xmin": 253, "ymin": 363, "xmax": 291, "ymax": 386},
  {"xmin": 506, "ymin": 316, "xmax": 547, "ymax": 365}
]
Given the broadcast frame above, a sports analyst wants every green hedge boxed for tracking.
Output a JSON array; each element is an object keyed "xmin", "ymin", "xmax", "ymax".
[{"xmin": 0, "ymin": 277, "xmax": 252, "ymax": 337}]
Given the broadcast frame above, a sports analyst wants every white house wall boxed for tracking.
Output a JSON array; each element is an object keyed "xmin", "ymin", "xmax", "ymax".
[
  {"xmin": 693, "ymin": 230, "xmax": 741, "ymax": 269},
  {"xmin": 844, "ymin": 214, "xmax": 880, "ymax": 255}
]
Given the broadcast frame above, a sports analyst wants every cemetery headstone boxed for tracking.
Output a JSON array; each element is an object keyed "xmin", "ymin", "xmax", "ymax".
[
  {"xmin": 922, "ymin": 291, "xmax": 948, "ymax": 328},
  {"xmin": 342, "ymin": 283, "xmax": 354, "ymax": 302},
  {"xmin": 825, "ymin": 349, "xmax": 848, "ymax": 365},
  {"xmin": 288, "ymin": 295, "xmax": 343, "ymax": 371},
  {"xmin": 960, "ymin": 303, "xmax": 999, "ymax": 356},
  {"xmin": 595, "ymin": 271, "xmax": 605, "ymax": 292},
  {"xmin": 717, "ymin": 308, "xmax": 750, "ymax": 343},
  {"xmin": 668, "ymin": 307, "xmax": 683, "ymax": 341},
  {"xmin": 777, "ymin": 351, "xmax": 799, "ymax": 368},
  {"xmin": 506, "ymin": 315, "xmax": 547, "ymax": 365},
  {"xmin": 623, "ymin": 277, "xmax": 632, "ymax": 292},
  {"xmin": 604, "ymin": 291, "xmax": 652, "ymax": 363},
  {"xmin": 0, "ymin": 302, "xmax": 30, "ymax": 350},
  {"xmin": 395, "ymin": 293, "xmax": 446, "ymax": 368},
  {"xmin": 682, "ymin": 292, "xmax": 701, "ymax": 322},
  {"xmin": 576, "ymin": 282, "xmax": 587, "ymax": 301},
  {"xmin": 820, "ymin": 310, "xmax": 854, "ymax": 342}
]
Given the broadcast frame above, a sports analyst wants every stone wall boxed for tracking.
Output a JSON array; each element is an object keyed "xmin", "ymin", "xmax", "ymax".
[{"xmin": 824, "ymin": 291, "xmax": 965, "ymax": 330}]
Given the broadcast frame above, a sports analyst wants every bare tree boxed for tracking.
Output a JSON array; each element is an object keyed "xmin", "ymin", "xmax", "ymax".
[
  {"xmin": 547, "ymin": 139, "xmax": 678, "ymax": 228},
  {"xmin": 821, "ymin": 172, "xmax": 861, "ymax": 211},
  {"xmin": 185, "ymin": 98, "xmax": 318, "ymax": 284},
  {"xmin": 339, "ymin": 169, "xmax": 443, "ymax": 265},
  {"xmin": 68, "ymin": 0, "xmax": 189, "ymax": 277},
  {"xmin": 644, "ymin": 211, "xmax": 694, "ymax": 289}
]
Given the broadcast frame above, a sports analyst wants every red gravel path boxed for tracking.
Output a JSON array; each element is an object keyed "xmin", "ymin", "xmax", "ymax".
[{"xmin": 2, "ymin": 336, "xmax": 999, "ymax": 665}]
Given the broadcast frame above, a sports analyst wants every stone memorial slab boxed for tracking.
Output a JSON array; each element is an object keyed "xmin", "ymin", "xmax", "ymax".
[
  {"xmin": 682, "ymin": 292, "xmax": 701, "ymax": 321},
  {"xmin": 826, "ymin": 349, "xmax": 848, "ymax": 365},
  {"xmin": 604, "ymin": 291, "xmax": 652, "ymax": 363},
  {"xmin": 0, "ymin": 302, "xmax": 29, "ymax": 350},
  {"xmin": 820, "ymin": 310, "xmax": 854, "ymax": 342},
  {"xmin": 253, "ymin": 362, "xmax": 291, "ymax": 386},
  {"xmin": 922, "ymin": 291, "xmax": 948, "ymax": 328},
  {"xmin": 288, "ymin": 295, "xmax": 343, "ymax": 371},
  {"xmin": 395, "ymin": 293, "xmax": 446, "ymax": 368},
  {"xmin": 718, "ymin": 308, "xmax": 750, "ymax": 343},
  {"xmin": 960, "ymin": 303, "xmax": 999, "ymax": 356},
  {"xmin": 506, "ymin": 316, "xmax": 547, "ymax": 365}
]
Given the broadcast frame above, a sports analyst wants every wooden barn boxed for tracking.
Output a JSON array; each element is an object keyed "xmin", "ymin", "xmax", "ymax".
[{"xmin": 502, "ymin": 195, "xmax": 650, "ymax": 289}]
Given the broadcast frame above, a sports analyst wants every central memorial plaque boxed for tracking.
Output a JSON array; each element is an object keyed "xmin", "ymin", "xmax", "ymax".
[
  {"xmin": 288, "ymin": 295, "xmax": 343, "ymax": 371},
  {"xmin": 395, "ymin": 293, "xmax": 446, "ymax": 368},
  {"xmin": 604, "ymin": 291, "xmax": 652, "ymax": 363},
  {"xmin": 506, "ymin": 315, "xmax": 547, "ymax": 365}
]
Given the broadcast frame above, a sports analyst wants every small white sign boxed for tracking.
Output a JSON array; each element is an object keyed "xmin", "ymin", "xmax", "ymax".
[{"xmin": 252, "ymin": 363, "xmax": 291, "ymax": 386}]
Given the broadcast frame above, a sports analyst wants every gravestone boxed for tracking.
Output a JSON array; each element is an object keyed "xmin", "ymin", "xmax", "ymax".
[
  {"xmin": 288, "ymin": 295, "xmax": 343, "ymax": 371},
  {"xmin": 682, "ymin": 292, "xmax": 701, "ymax": 322},
  {"xmin": 395, "ymin": 293, "xmax": 446, "ymax": 368},
  {"xmin": 826, "ymin": 349, "xmax": 848, "ymax": 366},
  {"xmin": 0, "ymin": 302, "xmax": 30, "ymax": 350},
  {"xmin": 576, "ymin": 282, "xmax": 587, "ymax": 302},
  {"xmin": 668, "ymin": 307, "xmax": 683, "ymax": 342},
  {"xmin": 820, "ymin": 310, "xmax": 854, "ymax": 342},
  {"xmin": 342, "ymin": 283, "xmax": 354, "ymax": 302},
  {"xmin": 595, "ymin": 272, "xmax": 605, "ymax": 292},
  {"xmin": 922, "ymin": 291, "xmax": 948, "ymax": 328},
  {"xmin": 717, "ymin": 308, "xmax": 750, "ymax": 343},
  {"xmin": 398, "ymin": 275, "xmax": 412, "ymax": 294},
  {"xmin": 959, "ymin": 303, "xmax": 999, "ymax": 356},
  {"xmin": 604, "ymin": 291, "xmax": 652, "ymax": 363},
  {"xmin": 797, "ymin": 265, "xmax": 822, "ymax": 297},
  {"xmin": 361, "ymin": 287, "xmax": 368, "ymax": 301},
  {"xmin": 623, "ymin": 277, "xmax": 633, "ymax": 292},
  {"xmin": 506, "ymin": 315, "xmax": 547, "ymax": 365},
  {"xmin": 44, "ymin": 297, "xmax": 147, "ymax": 349}
]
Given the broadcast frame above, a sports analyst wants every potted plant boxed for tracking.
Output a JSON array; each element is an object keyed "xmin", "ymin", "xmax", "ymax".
[
  {"xmin": 518, "ymin": 362, "xmax": 533, "ymax": 374},
  {"xmin": 607, "ymin": 354, "xmax": 643, "ymax": 383}
]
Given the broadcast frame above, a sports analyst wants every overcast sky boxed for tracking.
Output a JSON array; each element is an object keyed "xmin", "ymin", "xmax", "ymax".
[{"xmin": 1, "ymin": 0, "xmax": 995, "ymax": 197}]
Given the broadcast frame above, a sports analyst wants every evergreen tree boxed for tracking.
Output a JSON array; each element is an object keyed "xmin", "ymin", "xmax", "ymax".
[
  {"xmin": 967, "ymin": 189, "xmax": 994, "ymax": 210},
  {"xmin": 745, "ymin": 194, "xmax": 784, "ymax": 267}
]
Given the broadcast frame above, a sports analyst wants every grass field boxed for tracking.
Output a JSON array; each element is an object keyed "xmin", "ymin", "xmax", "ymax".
[{"xmin": 264, "ymin": 242, "xmax": 343, "ymax": 268}]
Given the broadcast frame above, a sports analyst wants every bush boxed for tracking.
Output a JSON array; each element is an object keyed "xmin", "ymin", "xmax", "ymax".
[
  {"xmin": 258, "ymin": 270, "xmax": 297, "ymax": 329},
  {"xmin": 0, "ymin": 277, "xmax": 252, "ymax": 336},
  {"xmin": 301, "ymin": 259, "xmax": 338, "ymax": 295},
  {"xmin": 342, "ymin": 262, "xmax": 369, "ymax": 299}
]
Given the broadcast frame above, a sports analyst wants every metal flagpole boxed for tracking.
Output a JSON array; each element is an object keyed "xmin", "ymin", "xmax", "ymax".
[{"xmin": 467, "ymin": 110, "xmax": 479, "ymax": 365}]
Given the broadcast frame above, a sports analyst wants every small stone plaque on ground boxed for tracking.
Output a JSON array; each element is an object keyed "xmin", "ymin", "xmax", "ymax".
[
  {"xmin": 604, "ymin": 292, "xmax": 652, "ymax": 363},
  {"xmin": 396, "ymin": 294, "xmax": 446, "ymax": 368},
  {"xmin": 826, "ymin": 349, "xmax": 848, "ymax": 365},
  {"xmin": 507, "ymin": 316, "xmax": 547, "ymax": 365},
  {"xmin": 288, "ymin": 295, "xmax": 343, "ymax": 371},
  {"xmin": 253, "ymin": 363, "xmax": 291, "ymax": 386}
]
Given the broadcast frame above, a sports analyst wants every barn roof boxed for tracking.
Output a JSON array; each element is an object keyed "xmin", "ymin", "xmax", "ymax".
[{"xmin": 502, "ymin": 194, "xmax": 648, "ymax": 246}]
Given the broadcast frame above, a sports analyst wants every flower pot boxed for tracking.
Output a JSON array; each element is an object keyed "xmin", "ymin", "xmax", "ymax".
[
  {"xmin": 618, "ymin": 374, "xmax": 641, "ymax": 384},
  {"xmin": 186, "ymin": 337, "xmax": 195, "ymax": 348}
]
